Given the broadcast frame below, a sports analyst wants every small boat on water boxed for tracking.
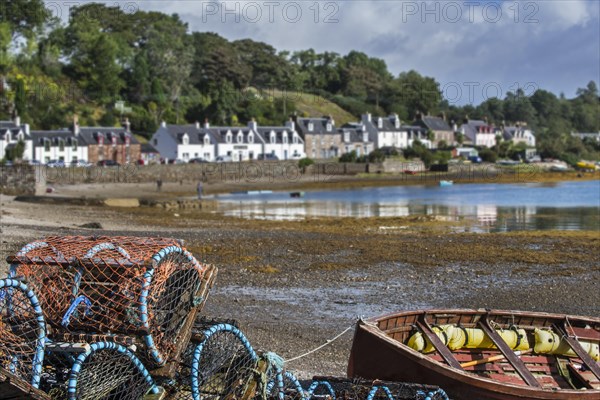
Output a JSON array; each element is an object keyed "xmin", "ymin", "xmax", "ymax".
[
  {"xmin": 348, "ymin": 309, "xmax": 600, "ymax": 400},
  {"xmin": 290, "ymin": 192, "xmax": 305, "ymax": 198},
  {"xmin": 439, "ymin": 180, "xmax": 453, "ymax": 187}
]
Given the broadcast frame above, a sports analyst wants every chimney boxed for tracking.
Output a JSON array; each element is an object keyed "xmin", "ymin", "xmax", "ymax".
[
  {"xmin": 195, "ymin": 121, "xmax": 200, "ymax": 129},
  {"xmin": 160, "ymin": 121, "xmax": 167, "ymax": 128},
  {"xmin": 441, "ymin": 111, "xmax": 447, "ymax": 121},
  {"xmin": 248, "ymin": 117, "xmax": 257, "ymax": 131},
  {"xmin": 415, "ymin": 110, "xmax": 422, "ymax": 121},
  {"xmin": 203, "ymin": 118, "xmax": 209, "ymax": 129},
  {"xmin": 362, "ymin": 113, "xmax": 372, "ymax": 123},
  {"xmin": 73, "ymin": 114, "xmax": 80, "ymax": 136},
  {"xmin": 14, "ymin": 115, "xmax": 20, "ymax": 127},
  {"xmin": 328, "ymin": 115, "xmax": 335, "ymax": 126},
  {"xmin": 285, "ymin": 117, "xmax": 295, "ymax": 131},
  {"xmin": 24, "ymin": 123, "xmax": 30, "ymax": 136},
  {"xmin": 124, "ymin": 117, "xmax": 131, "ymax": 133}
]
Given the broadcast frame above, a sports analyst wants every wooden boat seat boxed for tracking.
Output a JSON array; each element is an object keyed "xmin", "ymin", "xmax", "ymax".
[{"xmin": 567, "ymin": 363, "xmax": 600, "ymax": 389}]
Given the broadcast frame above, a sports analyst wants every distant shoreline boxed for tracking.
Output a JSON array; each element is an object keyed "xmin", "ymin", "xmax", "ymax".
[{"xmin": 38, "ymin": 170, "xmax": 599, "ymax": 200}]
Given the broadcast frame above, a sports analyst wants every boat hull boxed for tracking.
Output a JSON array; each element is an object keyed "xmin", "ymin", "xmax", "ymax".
[{"xmin": 348, "ymin": 311, "xmax": 600, "ymax": 400}]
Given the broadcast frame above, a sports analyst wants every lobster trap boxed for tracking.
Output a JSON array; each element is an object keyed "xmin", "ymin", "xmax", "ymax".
[
  {"xmin": 8, "ymin": 236, "xmax": 216, "ymax": 369},
  {"xmin": 41, "ymin": 341, "xmax": 159, "ymax": 400},
  {"xmin": 0, "ymin": 278, "xmax": 47, "ymax": 390}
]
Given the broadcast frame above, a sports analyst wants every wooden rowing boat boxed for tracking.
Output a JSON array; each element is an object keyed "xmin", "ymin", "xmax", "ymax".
[{"xmin": 347, "ymin": 309, "xmax": 600, "ymax": 400}]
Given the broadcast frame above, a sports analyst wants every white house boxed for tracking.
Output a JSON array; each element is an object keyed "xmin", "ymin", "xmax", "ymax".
[
  {"xmin": 151, "ymin": 121, "xmax": 216, "ymax": 162},
  {"xmin": 0, "ymin": 117, "xmax": 34, "ymax": 161},
  {"xmin": 209, "ymin": 124, "xmax": 264, "ymax": 161},
  {"xmin": 360, "ymin": 113, "xmax": 408, "ymax": 149},
  {"xmin": 504, "ymin": 125, "xmax": 536, "ymax": 147},
  {"xmin": 257, "ymin": 120, "xmax": 305, "ymax": 160},
  {"xmin": 460, "ymin": 120, "xmax": 499, "ymax": 148},
  {"xmin": 29, "ymin": 129, "xmax": 89, "ymax": 164},
  {"xmin": 404, "ymin": 125, "xmax": 432, "ymax": 149}
]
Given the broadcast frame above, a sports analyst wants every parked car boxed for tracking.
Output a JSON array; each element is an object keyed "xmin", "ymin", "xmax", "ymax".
[
  {"xmin": 468, "ymin": 156, "xmax": 483, "ymax": 164},
  {"xmin": 97, "ymin": 160, "xmax": 120, "ymax": 167},
  {"xmin": 526, "ymin": 155, "xmax": 541, "ymax": 163},
  {"xmin": 47, "ymin": 160, "xmax": 66, "ymax": 168},
  {"xmin": 257, "ymin": 153, "xmax": 279, "ymax": 161},
  {"xmin": 27, "ymin": 159, "xmax": 42, "ymax": 166},
  {"xmin": 71, "ymin": 160, "xmax": 92, "ymax": 167},
  {"xmin": 188, "ymin": 158, "xmax": 209, "ymax": 164},
  {"xmin": 215, "ymin": 155, "xmax": 233, "ymax": 163}
]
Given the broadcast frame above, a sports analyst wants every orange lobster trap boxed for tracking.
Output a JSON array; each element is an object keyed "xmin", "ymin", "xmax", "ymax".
[{"xmin": 7, "ymin": 236, "xmax": 216, "ymax": 369}]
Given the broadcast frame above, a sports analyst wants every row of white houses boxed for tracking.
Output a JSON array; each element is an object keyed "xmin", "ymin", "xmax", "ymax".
[{"xmin": 151, "ymin": 119, "xmax": 305, "ymax": 162}]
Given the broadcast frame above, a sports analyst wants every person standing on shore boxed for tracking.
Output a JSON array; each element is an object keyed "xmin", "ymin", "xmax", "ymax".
[{"xmin": 197, "ymin": 181, "xmax": 203, "ymax": 199}]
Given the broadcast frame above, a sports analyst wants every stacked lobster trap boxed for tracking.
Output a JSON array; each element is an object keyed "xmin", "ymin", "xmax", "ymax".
[{"xmin": 0, "ymin": 235, "xmax": 447, "ymax": 400}]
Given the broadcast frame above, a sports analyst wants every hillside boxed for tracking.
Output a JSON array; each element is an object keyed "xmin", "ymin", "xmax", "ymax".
[{"xmin": 265, "ymin": 89, "xmax": 357, "ymax": 126}]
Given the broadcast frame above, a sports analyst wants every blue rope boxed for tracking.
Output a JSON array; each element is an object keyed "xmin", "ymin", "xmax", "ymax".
[
  {"xmin": 416, "ymin": 389, "xmax": 450, "ymax": 400},
  {"xmin": 61, "ymin": 295, "xmax": 92, "ymax": 327},
  {"xmin": 366, "ymin": 386, "xmax": 394, "ymax": 400},
  {"xmin": 0, "ymin": 279, "xmax": 46, "ymax": 389}
]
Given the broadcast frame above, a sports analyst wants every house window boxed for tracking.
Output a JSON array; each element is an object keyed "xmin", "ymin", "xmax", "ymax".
[
  {"xmin": 153, "ymin": 138, "xmax": 158, "ymax": 145},
  {"xmin": 58, "ymin": 139, "xmax": 65, "ymax": 152},
  {"xmin": 226, "ymin": 132, "xmax": 232, "ymax": 143},
  {"xmin": 204, "ymin": 135, "xmax": 210, "ymax": 145},
  {"xmin": 308, "ymin": 122, "xmax": 314, "ymax": 132},
  {"xmin": 72, "ymin": 156, "xmax": 77, "ymax": 163},
  {"xmin": 344, "ymin": 131, "xmax": 350, "ymax": 142},
  {"xmin": 270, "ymin": 132, "xmax": 276, "ymax": 144},
  {"xmin": 182, "ymin": 134, "xmax": 189, "ymax": 145},
  {"xmin": 293, "ymin": 135, "xmax": 298, "ymax": 144},
  {"xmin": 237, "ymin": 132, "xmax": 243, "ymax": 143},
  {"xmin": 44, "ymin": 139, "xmax": 50, "ymax": 152},
  {"xmin": 326, "ymin": 123, "xmax": 332, "ymax": 132},
  {"xmin": 248, "ymin": 133, "xmax": 254, "ymax": 143},
  {"xmin": 204, "ymin": 152, "xmax": 210, "ymax": 160},
  {"xmin": 111, "ymin": 134, "xmax": 117, "ymax": 147},
  {"xmin": 363, "ymin": 132, "xmax": 369, "ymax": 142}
]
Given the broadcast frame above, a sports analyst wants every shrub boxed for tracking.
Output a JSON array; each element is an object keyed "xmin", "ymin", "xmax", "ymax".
[
  {"xmin": 339, "ymin": 150, "xmax": 358, "ymax": 163},
  {"xmin": 298, "ymin": 157, "xmax": 314, "ymax": 173}
]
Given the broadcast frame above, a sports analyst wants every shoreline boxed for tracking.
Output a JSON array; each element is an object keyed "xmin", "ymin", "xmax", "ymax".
[{"xmin": 39, "ymin": 170, "xmax": 600, "ymax": 199}]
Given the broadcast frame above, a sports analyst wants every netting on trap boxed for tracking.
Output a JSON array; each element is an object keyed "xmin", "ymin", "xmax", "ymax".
[
  {"xmin": 0, "ymin": 278, "xmax": 46, "ymax": 389},
  {"xmin": 186, "ymin": 323, "xmax": 261, "ymax": 400},
  {"xmin": 40, "ymin": 341, "xmax": 158, "ymax": 400},
  {"xmin": 8, "ymin": 236, "xmax": 212, "ymax": 365}
]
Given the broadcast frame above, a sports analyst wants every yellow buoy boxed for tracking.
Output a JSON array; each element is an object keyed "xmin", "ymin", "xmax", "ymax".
[{"xmin": 534, "ymin": 328, "xmax": 599, "ymax": 361}]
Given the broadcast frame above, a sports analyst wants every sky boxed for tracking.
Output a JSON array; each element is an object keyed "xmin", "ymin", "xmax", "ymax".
[{"xmin": 46, "ymin": 0, "xmax": 600, "ymax": 105}]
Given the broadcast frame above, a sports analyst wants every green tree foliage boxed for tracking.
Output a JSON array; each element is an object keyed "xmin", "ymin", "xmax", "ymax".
[{"xmin": 5, "ymin": 139, "xmax": 25, "ymax": 161}]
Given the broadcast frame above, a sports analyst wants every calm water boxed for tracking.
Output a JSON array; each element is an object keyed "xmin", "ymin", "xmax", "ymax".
[{"xmin": 215, "ymin": 180, "xmax": 600, "ymax": 231}]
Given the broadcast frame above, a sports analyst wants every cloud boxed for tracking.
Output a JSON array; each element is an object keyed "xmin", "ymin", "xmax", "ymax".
[{"xmin": 45, "ymin": 0, "xmax": 599, "ymax": 104}]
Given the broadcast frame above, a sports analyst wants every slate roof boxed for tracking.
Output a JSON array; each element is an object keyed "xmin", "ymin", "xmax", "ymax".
[
  {"xmin": 30, "ymin": 130, "xmax": 84, "ymax": 147},
  {"xmin": 365, "ymin": 116, "xmax": 404, "ymax": 132},
  {"xmin": 256, "ymin": 127, "xmax": 303, "ymax": 144},
  {"xmin": 29, "ymin": 126, "xmax": 139, "ymax": 147},
  {"xmin": 78, "ymin": 127, "xmax": 139, "ymax": 146},
  {"xmin": 419, "ymin": 116, "xmax": 452, "ymax": 131},
  {"xmin": 0, "ymin": 127, "xmax": 26, "ymax": 140},
  {"xmin": 141, "ymin": 143, "xmax": 160, "ymax": 154},
  {"xmin": 294, "ymin": 117, "xmax": 336, "ymax": 135},
  {"xmin": 164, "ymin": 124, "xmax": 212, "ymax": 145},
  {"xmin": 340, "ymin": 127, "xmax": 372, "ymax": 144}
]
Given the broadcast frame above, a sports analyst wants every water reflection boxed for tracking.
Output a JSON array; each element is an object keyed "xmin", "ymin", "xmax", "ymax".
[{"xmin": 216, "ymin": 181, "xmax": 600, "ymax": 232}]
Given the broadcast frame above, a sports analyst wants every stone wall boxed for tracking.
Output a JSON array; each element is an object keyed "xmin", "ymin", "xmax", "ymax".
[
  {"xmin": 28, "ymin": 160, "xmax": 398, "ymax": 186},
  {"xmin": 0, "ymin": 165, "xmax": 46, "ymax": 195}
]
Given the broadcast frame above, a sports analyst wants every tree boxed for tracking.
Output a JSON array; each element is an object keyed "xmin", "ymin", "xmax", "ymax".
[
  {"xmin": 390, "ymin": 70, "xmax": 441, "ymax": 119},
  {"xmin": 5, "ymin": 139, "xmax": 25, "ymax": 161}
]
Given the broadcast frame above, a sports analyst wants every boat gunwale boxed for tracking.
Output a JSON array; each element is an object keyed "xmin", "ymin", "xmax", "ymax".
[{"xmin": 356, "ymin": 308, "xmax": 600, "ymax": 397}]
